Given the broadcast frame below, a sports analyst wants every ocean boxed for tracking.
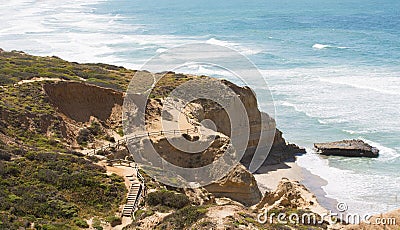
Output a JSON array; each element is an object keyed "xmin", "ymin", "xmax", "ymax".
[{"xmin": 1, "ymin": 0, "xmax": 399, "ymax": 215}]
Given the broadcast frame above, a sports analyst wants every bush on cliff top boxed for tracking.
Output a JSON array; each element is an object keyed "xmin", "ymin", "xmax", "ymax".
[
  {"xmin": 0, "ymin": 50, "xmax": 134, "ymax": 91},
  {"xmin": 0, "ymin": 151, "xmax": 126, "ymax": 227},
  {"xmin": 146, "ymin": 190, "xmax": 190, "ymax": 209},
  {"xmin": 156, "ymin": 205, "xmax": 208, "ymax": 229}
]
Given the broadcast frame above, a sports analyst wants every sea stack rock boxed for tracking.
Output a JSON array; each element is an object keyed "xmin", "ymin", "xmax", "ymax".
[{"xmin": 314, "ymin": 139, "xmax": 379, "ymax": 158}]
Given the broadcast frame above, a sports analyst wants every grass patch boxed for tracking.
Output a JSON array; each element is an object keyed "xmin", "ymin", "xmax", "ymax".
[{"xmin": 156, "ymin": 205, "xmax": 208, "ymax": 229}]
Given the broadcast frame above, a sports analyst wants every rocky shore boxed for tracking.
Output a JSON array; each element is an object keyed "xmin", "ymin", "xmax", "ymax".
[{"xmin": 314, "ymin": 139, "xmax": 379, "ymax": 158}]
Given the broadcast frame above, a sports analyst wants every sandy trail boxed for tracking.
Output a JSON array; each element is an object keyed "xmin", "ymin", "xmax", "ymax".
[{"xmin": 16, "ymin": 77, "xmax": 62, "ymax": 85}]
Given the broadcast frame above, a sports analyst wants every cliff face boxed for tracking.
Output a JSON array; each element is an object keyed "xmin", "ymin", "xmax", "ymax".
[
  {"xmin": 187, "ymin": 79, "xmax": 305, "ymax": 167},
  {"xmin": 40, "ymin": 75, "xmax": 304, "ymax": 168},
  {"xmin": 204, "ymin": 164, "xmax": 262, "ymax": 206},
  {"xmin": 30, "ymin": 74, "xmax": 301, "ymax": 207},
  {"xmin": 44, "ymin": 81, "xmax": 123, "ymax": 124},
  {"xmin": 136, "ymin": 76, "xmax": 304, "ymax": 206},
  {"xmin": 266, "ymin": 129, "xmax": 306, "ymax": 165}
]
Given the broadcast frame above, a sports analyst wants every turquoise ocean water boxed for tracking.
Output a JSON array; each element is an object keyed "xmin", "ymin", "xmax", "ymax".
[{"xmin": 1, "ymin": 0, "xmax": 399, "ymax": 215}]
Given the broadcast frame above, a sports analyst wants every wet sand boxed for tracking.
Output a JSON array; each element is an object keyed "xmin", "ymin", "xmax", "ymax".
[{"xmin": 254, "ymin": 159, "xmax": 338, "ymax": 212}]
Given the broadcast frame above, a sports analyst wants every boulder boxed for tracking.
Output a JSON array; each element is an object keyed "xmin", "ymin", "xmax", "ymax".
[
  {"xmin": 255, "ymin": 178, "xmax": 327, "ymax": 215},
  {"xmin": 314, "ymin": 139, "xmax": 379, "ymax": 158},
  {"xmin": 204, "ymin": 164, "xmax": 262, "ymax": 206}
]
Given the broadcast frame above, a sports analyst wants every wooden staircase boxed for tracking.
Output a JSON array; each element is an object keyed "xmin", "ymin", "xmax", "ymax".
[
  {"xmin": 122, "ymin": 182, "xmax": 143, "ymax": 217},
  {"xmin": 121, "ymin": 165, "xmax": 146, "ymax": 218}
]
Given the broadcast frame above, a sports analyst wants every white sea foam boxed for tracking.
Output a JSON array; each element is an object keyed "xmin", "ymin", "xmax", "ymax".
[
  {"xmin": 317, "ymin": 118, "xmax": 349, "ymax": 125},
  {"xmin": 343, "ymin": 129, "xmax": 373, "ymax": 135},
  {"xmin": 172, "ymin": 64, "xmax": 237, "ymax": 80},
  {"xmin": 298, "ymin": 150, "xmax": 400, "ymax": 216},
  {"xmin": 206, "ymin": 38, "xmax": 262, "ymax": 55},
  {"xmin": 318, "ymin": 75, "xmax": 400, "ymax": 96},
  {"xmin": 156, "ymin": 48, "xmax": 167, "ymax": 53},
  {"xmin": 360, "ymin": 138, "xmax": 400, "ymax": 162},
  {"xmin": 312, "ymin": 43, "xmax": 351, "ymax": 50},
  {"xmin": 261, "ymin": 66, "xmax": 400, "ymax": 134},
  {"xmin": 312, "ymin": 43, "xmax": 331, "ymax": 49},
  {"xmin": 263, "ymin": 65, "xmax": 400, "ymax": 215}
]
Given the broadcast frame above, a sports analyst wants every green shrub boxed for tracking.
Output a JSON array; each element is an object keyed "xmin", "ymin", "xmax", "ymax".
[
  {"xmin": 73, "ymin": 218, "xmax": 89, "ymax": 228},
  {"xmin": 106, "ymin": 216, "xmax": 121, "ymax": 227},
  {"xmin": 157, "ymin": 205, "xmax": 207, "ymax": 229},
  {"xmin": 146, "ymin": 190, "xmax": 190, "ymax": 209},
  {"xmin": 77, "ymin": 128, "xmax": 92, "ymax": 145},
  {"xmin": 37, "ymin": 223, "xmax": 74, "ymax": 230},
  {"xmin": 105, "ymin": 135, "xmax": 115, "ymax": 143},
  {"xmin": 66, "ymin": 150, "xmax": 84, "ymax": 157},
  {"xmin": 88, "ymin": 122, "xmax": 102, "ymax": 136},
  {"xmin": 0, "ymin": 152, "xmax": 125, "ymax": 227},
  {"xmin": 134, "ymin": 209, "xmax": 154, "ymax": 220},
  {"xmin": 92, "ymin": 218, "xmax": 103, "ymax": 230},
  {"xmin": 0, "ymin": 150, "xmax": 11, "ymax": 161},
  {"xmin": 96, "ymin": 149, "xmax": 111, "ymax": 156}
]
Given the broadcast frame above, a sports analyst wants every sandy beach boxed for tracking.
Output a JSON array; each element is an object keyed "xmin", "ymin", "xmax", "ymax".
[
  {"xmin": 254, "ymin": 161, "xmax": 303, "ymax": 193},
  {"xmin": 254, "ymin": 158, "xmax": 338, "ymax": 212}
]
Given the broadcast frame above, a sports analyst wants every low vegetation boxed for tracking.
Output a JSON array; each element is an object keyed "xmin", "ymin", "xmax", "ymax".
[
  {"xmin": 156, "ymin": 205, "xmax": 208, "ymax": 229},
  {"xmin": 106, "ymin": 216, "xmax": 122, "ymax": 227},
  {"xmin": 0, "ymin": 50, "xmax": 129, "ymax": 229},
  {"xmin": 146, "ymin": 190, "xmax": 190, "ymax": 209},
  {"xmin": 0, "ymin": 50, "xmax": 133, "ymax": 91},
  {"xmin": 0, "ymin": 151, "xmax": 126, "ymax": 228}
]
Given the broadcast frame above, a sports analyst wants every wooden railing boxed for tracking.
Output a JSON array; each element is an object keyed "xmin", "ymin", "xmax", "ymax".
[
  {"xmin": 88, "ymin": 127, "xmax": 198, "ymax": 156},
  {"xmin": 120, "ymin": 163, "xmax": 147, "ymax": 219}
]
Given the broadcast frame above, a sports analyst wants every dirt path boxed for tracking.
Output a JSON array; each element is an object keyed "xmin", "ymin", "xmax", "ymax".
[
  {"xmin": 16, "ymin": 77, "xmax": 62, "ymax": 85},
  {"xmin": 16, "ymin": 76, "xmax": 87, "ymax": 85}
]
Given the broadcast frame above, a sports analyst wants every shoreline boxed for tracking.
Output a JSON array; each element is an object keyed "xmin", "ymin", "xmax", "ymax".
[{"xmin": 254, "ymin": 157, "xmax": 338, "ymax": 212}]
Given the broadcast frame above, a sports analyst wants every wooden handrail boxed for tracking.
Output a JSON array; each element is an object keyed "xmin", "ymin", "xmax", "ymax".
[{"xmin": 89, "ymin": 127, "xmax": 198, "ymax": 156}]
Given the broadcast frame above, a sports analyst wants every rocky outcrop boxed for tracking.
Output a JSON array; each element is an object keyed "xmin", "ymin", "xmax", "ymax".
[
  {"xmin": 183, "ymin": 187, "xmax": 215, "ymax": 206},
  {"xmin": 314, "ymin": 139, "xmax": 379, "ymax": 158},
  {"xmin": 148, "ymin": 133, "xmax": 231, "ymax": 168},
  {"xmin": 186, "ymin": 79, "xmax": 305, "ymax": 167},
  {"xmin": 265, "ymin": 129, "xmax": 306, "ymax": 165},
  {"xmin": 204, "ymin": 164, "xmax": 262, "ymax": 206},
  {"xmin": 255, "ymin": 178, "xmax": 327, "ymax": 215}
]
